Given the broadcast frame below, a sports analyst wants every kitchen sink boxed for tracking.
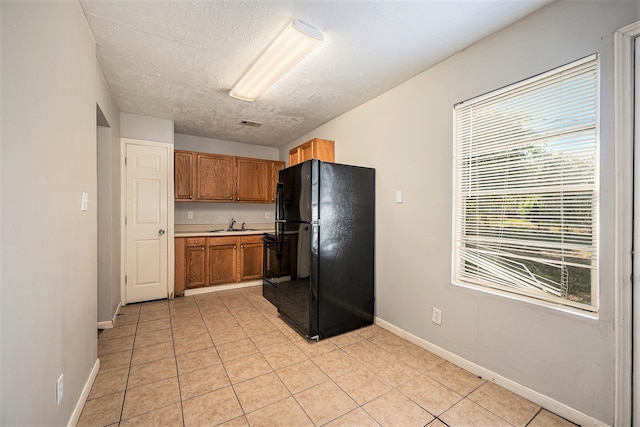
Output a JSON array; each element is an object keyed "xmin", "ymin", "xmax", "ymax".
[{"xmin": 208, "ymin": 228, "xmax": 257, "ymax": 233}]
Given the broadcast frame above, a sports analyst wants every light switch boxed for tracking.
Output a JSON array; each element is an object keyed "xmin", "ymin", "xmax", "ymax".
[
  {"xmin": 187, "ymin": 211, "xmax": 193, "ymax": 220},
  {"xmin": 395, "ymin": 190, "xmax": 403, "ymax": 204},
  {"xmin": 81, "ymin": 192, "xmax": 89, "ymax": 211}
]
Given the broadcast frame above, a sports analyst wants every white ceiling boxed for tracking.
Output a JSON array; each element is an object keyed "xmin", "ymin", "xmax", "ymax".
[{"xmin": 80, "ymin": 0, "xmax": 553, "ymax": 147}]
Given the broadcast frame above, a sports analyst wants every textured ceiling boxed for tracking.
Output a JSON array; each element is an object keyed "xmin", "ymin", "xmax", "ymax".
[{"xmin": 80, "ymin": 0, "xmax": 552, "ymax": 147}]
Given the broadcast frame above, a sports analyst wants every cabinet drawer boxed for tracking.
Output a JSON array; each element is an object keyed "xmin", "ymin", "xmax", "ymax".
[
  {"xmin": 240, "ymin": 235, "xmax": 263, "ymax": 245},
  {"xmin": 208, "ymin": 236, "xmax": 238, "ymax": 246},
  {"xmin": 186, "ymin": 237, "xmax": 206, "ymax": 246}
]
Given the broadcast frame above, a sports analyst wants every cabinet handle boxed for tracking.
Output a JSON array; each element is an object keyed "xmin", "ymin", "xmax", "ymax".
[
  {"xmin": 194, "ymin": 240, "xmax": 198, "ymax": 244},
  {"xmin": 234, "ymin": 245, "xmax": 237, "ymax": 249},
  {"xmin": 237, "ymin": 197, "xmax": 240, "ymax": 201},
  {"xmin": 229, "ymin": 196, "xmax": 233, "ymax": 200},
  {"xmin": 189, "ymin": 195, "xmax": 193, "ymax": 199},
  {"xmin": 241, "ymin": 244, "xmax": 244, "ymax": 248},
  {"xmin": 201, "ymin": 247, "xmax": 204, "ymax": 251}
]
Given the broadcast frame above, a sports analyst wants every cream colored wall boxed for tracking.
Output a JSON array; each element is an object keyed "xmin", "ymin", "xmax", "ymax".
[
  {"xmin": 96, "ymin": 63, "xmax": 121, "ymax": 324},
  {"xmin": 1, "ymin": 1, "xmax": 98, "ymax": 424},
  {"xmin": 280, "ymin": 1, "xmax": 639, "ymax": 423},
  {"xmin": 121, "ymin": 112, "xmax": 174, "ymax": 144},
  {"xmin": 175, "ymin": 133, "xmax": 279, "ymax": 160}
]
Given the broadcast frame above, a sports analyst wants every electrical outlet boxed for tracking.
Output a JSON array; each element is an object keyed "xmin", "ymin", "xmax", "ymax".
[
  {"xmin": 265, "ymin": 212, "xmax": 270, "ymax": 220},
  {"xmin": 187, "ymin": 211, "xmax": 193, "ymax": 220},
  {"xmin": 56, "ymin": 374, "xmax": 64, "ymax": 406},
  {"xmin": 432, "ymin": 308, "xmax": 442, "ymax": 326}
]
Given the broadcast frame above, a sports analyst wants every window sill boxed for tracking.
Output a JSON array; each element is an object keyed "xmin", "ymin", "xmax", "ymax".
[{"xmin": 451, "ymin": 280, "xmax": 599, "ymax": 320}]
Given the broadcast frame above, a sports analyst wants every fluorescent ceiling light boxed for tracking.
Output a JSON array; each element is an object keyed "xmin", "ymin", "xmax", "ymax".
[{"xmin": 230, "ymin": 20, "xmax": 323, "ymax": 102}]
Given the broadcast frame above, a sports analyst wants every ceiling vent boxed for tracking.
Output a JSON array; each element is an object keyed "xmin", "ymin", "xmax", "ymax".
[{"xmin": 240, "ymin": 119, "xmax": 264, "ymax": 127}]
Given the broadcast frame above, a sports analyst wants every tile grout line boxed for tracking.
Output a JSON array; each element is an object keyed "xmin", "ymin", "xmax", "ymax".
[
  {"xmin": 117, "ymin": 303, "xmax": 140, "ymax": 426},
  {"xmin": 524, "ymin": 407, "xmax": 544, "ymax": 426},
  {"xmin": 88, "ymin": 289, "xmax": 571, "ymax": 427},
  {"xmin": 194, "ymin": 294, "xmax": 245, "ymax": 424},
  {"xmin": 120, "ymin": 301, "xmax": 179, "ymax": 425},
  {"xmin": 168, "ymin": 297, "xmax": 188, "ymax": 427}
]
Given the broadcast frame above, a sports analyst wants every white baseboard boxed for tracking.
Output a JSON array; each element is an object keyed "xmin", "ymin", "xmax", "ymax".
[
  {"xmin": 184, "ymin": 280, "xmax": 261, "ymax": 296},
  {"xmin": 113, "ymin": 301, "xmax": 122, "ymax": 324},
  {"xmin": 67, "ymin": 358, "xmax": 100, "ymax": 427},
  {"xmin": 374, "ymin": 317, "xmax": 608, "ymax": 427},
  {"xmin": 97, "ymin": 320, "xmax": 112, "ymax": 329},
  {"xmin": 97, "ymin": 301, "xmax": 122, "ymax": 329}
]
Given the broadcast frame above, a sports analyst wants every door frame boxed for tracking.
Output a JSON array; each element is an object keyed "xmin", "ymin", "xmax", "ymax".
[
  {"xmin": 614, "ymin": 20, "xmax": 640, "ymax": 427},
  {"xmin": 120, "ymin": 137, "xmax": 175, "ymax": 305}
]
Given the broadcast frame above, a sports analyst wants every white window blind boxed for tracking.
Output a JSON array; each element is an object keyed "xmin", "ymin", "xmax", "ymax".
[{"xmin": 453, "ymin": 55, "xmax": 599, "ymax": 312}]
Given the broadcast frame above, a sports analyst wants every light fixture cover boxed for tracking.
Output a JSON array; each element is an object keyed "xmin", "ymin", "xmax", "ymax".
[{"xmin": 230, "ymin": 20, "xmax": 323, "ymax": 102}]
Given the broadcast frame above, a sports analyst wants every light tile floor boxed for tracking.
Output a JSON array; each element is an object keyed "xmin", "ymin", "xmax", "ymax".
[{"xmin": 80, "ymin": 286, "xmax": 577, "ymax": 427}]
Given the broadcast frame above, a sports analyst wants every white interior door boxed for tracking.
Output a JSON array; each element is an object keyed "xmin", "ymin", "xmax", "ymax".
[{"xmin": 125, "ymin": 142, "xmax": 170, "ymax": 303}]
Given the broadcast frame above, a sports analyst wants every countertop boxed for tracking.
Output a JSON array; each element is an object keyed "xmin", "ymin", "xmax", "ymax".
[{"xmin": 175, "ymin": 223, "xmax": 274, "ymax": 237}]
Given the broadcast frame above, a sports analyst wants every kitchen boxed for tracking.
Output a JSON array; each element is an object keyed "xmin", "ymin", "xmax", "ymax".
[{"xmin": 2, "ymin": 1, "xmax": 639, "ymax": 426}]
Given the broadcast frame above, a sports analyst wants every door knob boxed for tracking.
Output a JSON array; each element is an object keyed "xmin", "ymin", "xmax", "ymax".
[{"xmin": 159, "ymin": 229, "xmax": 166, "ymax": 236}]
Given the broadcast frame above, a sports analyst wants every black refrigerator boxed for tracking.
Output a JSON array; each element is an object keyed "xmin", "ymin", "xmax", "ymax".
[{"xmin": 262, "ymin": 159, "xmax": 375, "ymax": 340}]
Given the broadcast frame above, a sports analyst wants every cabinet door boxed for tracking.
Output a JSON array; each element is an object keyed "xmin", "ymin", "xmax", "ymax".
[
  {"xmin": 174, "ymin": 150, "xmax": 194, "ymax": 200},
  {"xmin": 288, "ymin": 147, "xmax": 300, "ymax": 167},
  {"xmin": 268, "ymin": 161, "xmax": 285, "ymax": 203},
  {"xmin": 196, "ymin": 153, "xmax": 235, "ymax": 201},
  {"xmin": 185, "ymin": 238, "xmax": 207, "ymax": 288},
  {"xmin": 236, "ymin": 157, "xmax": 269, "ymax": 202},
  {"xmin": 175, "ymin": 237, "xmax": 186, "ymax": 296},
  {"xmin": 239, "ymin": 235, "xmax": 263, "ymax": 281},
  {"xmin": 288, "ymin": 138, "xmax": 335, "ymax": 166},
  {"xmin": 300, "ymin": 140, "xmax": 314, "ymax": 162},
  {"xmin": 312, "ymin": 138, "xmax": 335, "ymax": 163},
  {"xmin": 208, "ymin": 237, "xmax": 238, "ymax": 285}
]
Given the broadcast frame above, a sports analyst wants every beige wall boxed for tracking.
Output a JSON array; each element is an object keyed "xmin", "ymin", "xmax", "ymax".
[
  {"xmin": 121, "ymin": 112, "xmax": 174, "ymax": 144},
  {"xmin": 280, "ymin": 1, "xmax": 639, "ymax": 423},
  {"xmin": 96, "ymin": 63, "xmax": 121, "ymax": 324},
  {"xmin": 1, "ymin": 1, "xmax": 98, "ymax": 424}
]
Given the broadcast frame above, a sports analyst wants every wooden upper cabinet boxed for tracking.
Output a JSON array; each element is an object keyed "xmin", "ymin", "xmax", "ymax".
[
  {"xmin": 300, "ymin": 141, "xmax": 314, "ymax": 162},
  {"xmin": 289, "ymin": 138, "xmax": 335, "ymax": 166},
  {"xmin": 174, "ymin": 149, "xmax": 284, "ymax": 203},
  {"xmin": 196, "ymin": 153, "xmax": 235, "ymax": 201},
  {"xmin": 174, "ymin": 150, "xmax": 195, "ymax": 200},
  {"xmin": 236, "ymin": 157, "xmax": 269, "ymax": 202},
  {"xmin": 268, "ymin": 160, "xmax": 285, "ymax": 203}
]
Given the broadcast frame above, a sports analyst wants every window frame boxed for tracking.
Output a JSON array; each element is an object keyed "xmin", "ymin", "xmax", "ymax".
[{"xmin": 451, "ymin": 54, "xmax": 600, "ymax": 315}]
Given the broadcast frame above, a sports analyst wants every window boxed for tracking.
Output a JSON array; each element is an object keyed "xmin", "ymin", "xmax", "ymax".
[{"xmin": 453, "ymin": 55, "xmax": 599, "ymax": 312}]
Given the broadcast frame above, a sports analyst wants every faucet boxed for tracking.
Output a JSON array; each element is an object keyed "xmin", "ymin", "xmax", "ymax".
[
  {"xmin": 228, "ymin": 218, "xmax": 236, "ymax": 230},
  {"xmin": 241, "ymin": 222, "xmax": 246, "ymax": 230}
]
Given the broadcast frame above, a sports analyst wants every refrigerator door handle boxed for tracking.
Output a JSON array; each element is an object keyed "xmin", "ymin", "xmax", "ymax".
[
  {"xmin": 275, "ymin": 181, "xmax": 285, "ymax": 259},
  {"xmin": 276, "ymin": 221, "xmax": 284, "ymax": 259},
  {"xmin": 275, "ymin": 182, "xmax": 284, "ymax": 221},
  {"xmin": 266, "ymin": 243, "xmax": 270, "ymax": 271}
]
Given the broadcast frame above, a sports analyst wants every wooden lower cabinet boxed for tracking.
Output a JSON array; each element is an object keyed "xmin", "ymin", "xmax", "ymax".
[
  {"xmin": 207, "ymin": 236, "xmax": 238, "ymax": 285},
  {"xmin": 174, "ymin": 237, "xmax": 186, "ymax": 296},
  {"xmin": 175, "ymin": 234, "xmax": 264, "ymax": 296},
  {"xmin": 239, "ymin": 235, "xmax": 263, "ymax": 281},
  {"xmin": 185, "ymin": 238, "xmax": 207, "ymax": 288}
]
